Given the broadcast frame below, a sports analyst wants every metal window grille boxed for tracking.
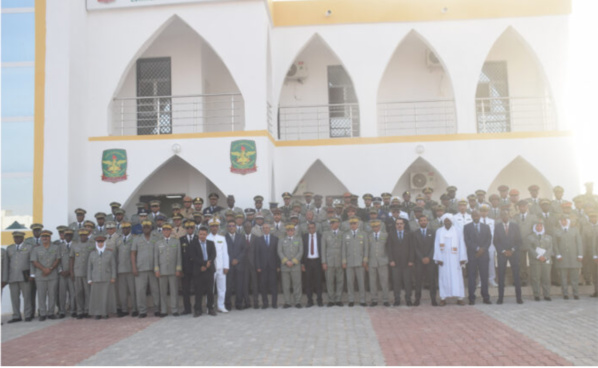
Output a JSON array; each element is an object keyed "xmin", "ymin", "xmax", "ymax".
[
  {"xmin": 136, "ymin": 57, "xmax": 172, "ymax": 135},
  {"xmin": 328, "ymin": 65, "xmax": 360, "ymax": 138},
  {"xmin": 476, "ymin": 61, "xmax": 510, "ymax": 133}
]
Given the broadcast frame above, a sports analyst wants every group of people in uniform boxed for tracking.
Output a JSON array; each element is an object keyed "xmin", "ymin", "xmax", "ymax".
[{"xmin": 2, "ymin": 183, "xmax": 598, "ymax": 322}]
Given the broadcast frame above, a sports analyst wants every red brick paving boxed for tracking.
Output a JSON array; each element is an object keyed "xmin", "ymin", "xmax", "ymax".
[
  {"xmin": 1, "ymin": 316, "xmax": 158, "ymax": 366},
  {"xmin": 368, "ymin": 305, "xmax": 573, "ymax": 366}
]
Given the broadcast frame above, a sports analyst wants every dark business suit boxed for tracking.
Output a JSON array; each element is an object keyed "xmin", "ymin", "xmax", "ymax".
[
  {"xmin": 411, "ymin": 226, "xmax": 437, "ymax": 303},
  {"xmin": 242, "ymin": 233, "xmax": 260, "ymax": 308},
  {"xmin": 386, "ymin": 229, "xmax": 414, "ymax": 304},
  {"xmin": 225, "ymin": 232, "xmax": 246, "ymax": 310},
  {"xmin": 202, "ymin": 206, "xmax": 223, "ymax": 215},
  {"xmin": 191, "ymin": 239, "xmax": 216, "ymax": 313},
  {"xmin": 302, "ymin": 232, "xmax": 323, "ymax": 305},
  {"xmin": 256, "ymin": 234, "xmax": 280, "ymax": 308},
  {"xmin": 464, "ymin": 222, "xmax": 492, "ymax": 303},
  {"xmin": 179, "ymin": 234, "xmax": 198, "ymax": 314},
  {"xmin": 494, "ymin": 221, "xmax": 523, "ymax": 301}
]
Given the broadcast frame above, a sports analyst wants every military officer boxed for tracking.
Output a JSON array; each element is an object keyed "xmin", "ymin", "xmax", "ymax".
[
  {"xmin": 106, "ymin": 202, "xmax": 121, "ymax": 222},
  {"xmin": 513, "ymin": 200, "xmax": 538, "ymax": 286},
  {"xmin": 149, "ymin": 200, "xmax": 162, "ymax": 223},
  {"xmin": 582, "ymin": 212, "xmax": 598, "ymax": 297},
  {"xmin": 298, "ymin": 211, "xmax": 321, "ymax": 236},
  {"xmin": 278, "ymin": 224, "xmax": 303, "ymax": 308},
  {"xmin": 341, "ymin": 206, "xmax": 364, "ymax": 232},
  {"xmin": 488, "ymin": 194, "xmax": 503, "ymax": 220},
  {"xmin": 207, "ymin": 218, "xmax": 229, "ymax": 313},
  {"xmin": 181, "ymin": 196, "xmax": 194, "ymax": 220},
  {"xmin": 94, "ymin": 212, "xmax": 108, "ymax": 235},
  {"xmin": 453, "ymin": 199, "xmax": 472, "ymax": 231},
  {"xmin": 401, "ymin": 191, "xmax": 416, "ymax": 214},
  {"xmin": 69, "ymin": 208, "xmax": 87, "ymax": 231},
  {"xmin": 528, "ymin": 220, "xmax": 553, "ymax": 301},
  {"xmin": 192, "ymin": 197, "xmax": 204, "ymax": 214},
  {"xmin": 83, "ymin": 221, "xmax": 96, "ymax": 241},
  {"xmin": 381, "ymin": 192, "xmax": 392, "ymax": 216},
  {"xmin": 113, "ymin": 209, "xmax": 127, "ymax": 233},
  {"xmin": 7, "ymin": 231, "xmax": 35, "ymax": 322},
  {"xmin": 508, "ymin": 189, "xmax": 521, "ymax": 218},
  {"xmin": 151, "ymin": 215, "xmax": 167, "ymax": 239},
  {"xmin": 342, "ymin": 217, "xmax": 368, "ymax": 307},
  {"xmin": 116, "ymin": 222, "xmax": 137, "ymax": 317},
  {"xmin": 254, "ymin": 195, "xmax": 273, "ymax": 223},
  {"xmin": 467, "ymin": 194, "xmax": 479, "ymax": 214},
  {"xmin": 554, "ymin": 215, "xmax": 583, "ymax": 299},
  {"xmin": 171, "ymin": 214, "xmax": 186, "ymax": 239},
  {"xmin": 302, "ymin": 191, "xmax": 315, "ymax": 213},
  {"xmin": 53, "ymin": 226, "xmax": 67, "ymax": 247},
  {"xmin": 131, "ymin": 211, "xmax": 149, "ymax": 235},
  {"xmin": 25, "ymin": 223, "xmax": 43, "ymax": 247},
  {"xmin": 280, "ymin": 192, "xmax": 293, "ymax": 221},
  {"xmin": 312, "ymin": 194, "xmax": 327, "ymax": 223},
  {"xmin": 526, "ymin": 185, "xmax": 542, "ymax": 216},
  {"xmin": 70, "ymin": 229, "xmax": 95, "ymax": 319},
  {"xmin": 423, "ymin": 187, "xmax": 438, "ymax": 212},
  {"xmin": 446, "ymin": 186, "xmax": 459, "ymax": 214},
  {"xmin": 57, "ymin": 229, "xmax": 76, "ymax": 318},
  {"xmin": 203, "ymin": 193, "xmax": 223, "ymax": 215},
  {"xmin": 498, "ymin": 185, "xmax": 510, "ymax": 206},
  {"xmin": 31, "ymin": 230, "xmax": 60, "ymax": 321},
  {"xmin": 193, "ymin": 212, "xmax": 205, "ymax": 234},
  {"xmin": 365, "ymin": 208, "xmax": 387, "ymax": 234},
  {"xmin": 551, "ymin": 186, "xmax": 566, "ymax": 214},
  {"xmin": 169, "ymin": 203, "xmax": 182, "ymax": 224},
  {"xmin": 251, "ymin": 213, "xmax": 267, "ymax": 237},
  {"xmin": 367, "ymin": 220, "xmax": 390, "ymax": 306},
  {"xmin": 475, "ymin": 189, "xmax": 489, "ymax": 207},
  {"xmin": 154, "ymin": 224, "xmax": 182, "ymax": 317},
  {"xmin": 105, "ymin": 221, "xmax": 122, "ymax": 251},
  {"xmin": 130, "ymin": 202, "xmax": 147, "ymax": 226},
  {"xmin": 321, "ymin": 218, "xmax": 344, "ymax": 306},
  {"xmin": 87, "ymin": 234, "xmax": 117, "ymax": 319},
  {"xmin": 429, "ymin": 205, "xmax": 447, "ymax": 232},
  {"xmin": 270, "ymin": 208, "xmax": 286, "ymax": 239},
  {"xmin": 131, "ymin": 220, "xmax": 161, "ymax": 317},
  {"xmin": 221, "ymin": 195, "xmax": 243, "ymax": 218}
]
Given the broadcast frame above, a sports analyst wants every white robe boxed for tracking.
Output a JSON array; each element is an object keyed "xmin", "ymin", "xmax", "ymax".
[{"xmin": 433, "ymin": 225, "xmax": 468, "ymax": 299}]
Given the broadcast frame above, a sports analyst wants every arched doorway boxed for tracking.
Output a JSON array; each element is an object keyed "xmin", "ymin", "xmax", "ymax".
[
  {"xmin": 292, "ymin": 159, "xmax": 349, "ymax": 200},
  {"xmin": 392, "ymin": 157, "xmax": 449, "ymax": 200},
  {"xmin": 487, "ymin": 156, "xmax": 553, "ymax": 198}
]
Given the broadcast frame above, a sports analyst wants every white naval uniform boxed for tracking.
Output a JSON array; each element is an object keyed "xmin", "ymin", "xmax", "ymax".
[{"xmin": 207, "ymin": 233, "xmax": 229, "ymax": 311}]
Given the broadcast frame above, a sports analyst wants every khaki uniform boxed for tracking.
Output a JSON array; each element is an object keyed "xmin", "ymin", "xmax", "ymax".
[
  {"xmin": 70, "ymin": 241, "xmax": 95, "ymax": 315},
  {"xmin": 154, "ymin": 237, "xmax": 182, "ymax": 314},
  {"xmin": 87, "ymin": 249, "xmax": 117, "ymax": 316},
  {"xmin": 270, "ymin": 222, "xmax": 286, "ymax": 239},
  {"xmin": 554, "ymin": 227, "xmax": 583, "ymax": 297},
  {"xmin": 528, "ymin": 233, "xmax": 553, "ymax": 298},
  {"xmin": 7, "ymin": 242, "xmax": 35, "ymax": 319},
  {"xmin": 181, "ymin": 207, "xmax": 195, "ymax": 220},
  {"xmin": 582, "ymin": 222, "xmax": 598, "ymax": 294},
  {"xmin": 342, "ymin": 230, "xmax": 368, "ymax": 304},
  {"xmin": 278, "ymin": 235, "xmax": 303, "ymax": 305},
  {"xmin": 116, "ymin": 234, "xmax": 137, "ymax": 313},
  {"xmin": 171, "ymin": 225, "xmax": 186, "ymax": 241},
  {"xmin": 321, "ymin": 230, "xmax": 344, "ymax": 303},
  {"xmin": 132, "ymin": 235, "xmax": 160, "ymax": 314},
  {"xmin": 367, "ymin": 231, "xmax": 390, "ymax": 303},
  {"xmin": 512, "ymin": 212, "xmax": 538, "ymax": 285},
  {"xmin": 31, "ymin": 244, "xmax": 60, "ymax": 317},
  {"xmin": 58, "ymin": 242, "xmax": 76, "ymax": 315}
]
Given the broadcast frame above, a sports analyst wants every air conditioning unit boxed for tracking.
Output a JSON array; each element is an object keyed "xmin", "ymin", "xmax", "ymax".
[
  {"xmin": 426, "ymin": 49, "xmax": 442, "ymax": 68},
  {"xmin": 286, "ymin": 61, "xmax": 308, "ymax": 80},
  {"xmin": 410, "ymin": 171, "xmax": 436, "ymax": 190}
]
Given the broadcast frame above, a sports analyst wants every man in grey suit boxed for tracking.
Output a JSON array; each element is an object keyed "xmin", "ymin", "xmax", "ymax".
[
  {"xmin": 367, "ymin": 220, "xmax": 390, "ymax": 306},
  {"xmin": 31, "ymin": 230, "xmax": 60, "ymax": 321},
  {"xmin": 116, "ymin": 222, "xmax": 137, "ymax": 317},
  {"xmin": 278, "ymin": 224, "xmax": 303, "ymax": 308},
  {"xmin": 70, "ymin": 229, "xmax": 95, "ymax": 318},
  {"xmin": 321, "ymin": 218, "xmax": 344, "ymax": 306},
  {"xmin": 6, "ymin": 231, "xmax": 35, "ymax": 322},
  {"xmin": 512, "ymin": 200, "xmax": 538, "ymax": 287},
  {"xmin": 57, "ymin": 230, "xmax": 76, "ymax": 318},
  {"xmin": 554, "ymin": 215, "xmax": 583, "ymax": 299},
  {"xmin": 154, "ymin": 224, "xmax": 182, "ymax": 316},
  {"xmin": 342, "ymin": 217, "xmax": 368, "ymax": 307}
]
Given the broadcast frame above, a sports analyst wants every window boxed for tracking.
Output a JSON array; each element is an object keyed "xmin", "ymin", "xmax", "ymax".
[
  {"xmin": 327, "ymin": 65, "xmax": 359, "ymax": 138},
  {"xmin": 136, "ymin": 57, "xmax": 172, "ymax": 135},
  {"xmin": 476, "ymin": 61, "xmax": 510, "ymax": 133}
]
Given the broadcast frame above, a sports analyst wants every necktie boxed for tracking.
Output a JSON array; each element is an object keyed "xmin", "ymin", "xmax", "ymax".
[
  {"xmin": 108, "ymin": 235, "xmax": 112, "ymax": 240},
  {"xmin": 188, "ymin": 235, "xmax": 192, "ymax": 243},
  {"xmin": 202, "ymin": 242, "xmax": 207, "ymax": 259},
  {"xmin": 166, "ymin": 238, "xmax": 169, "ymax": 244},
  {"xmin": 78, "ymin": 223, "xmax": 82, "ymax": 229},
  {"xmin": 17, "ymin": 244, "xmax": 20, "ymax": 251},
  {"xmin": 422, "ymin": 229, "xmax": 426, "ymax": 237},
  {"xmin": 476, "ymin": 224, "xmax": 480, "ymax": 233},
  {"xmin": 564, "ymin": 228, "xmax": 568, "ymax": 233},
  {"xmin": 375, "ymin": 233, "xmax": 378, "ymax": 242},
  {"xmin": 353, "ymin": 231, "xmax": 356, "ymax": 239},
  {"xmin": 521, "ymin": 214, "xmax": 525, "ymax": 222},
  {"xmin": 246, "ymin": 235, "xmax": 250, "ymax": 243},
  {"xmin": 334, "ymin": 231, "xmax": 337, "ymax": 236},
  {"xmin": 504, "ymin": 224, "xmax": 509, "ymax": 235},
  {"xmin": 310, "ymin": 234, "xmax": 315, "ymax": 255},
  {"xmin": 158, "ymin": 228, "xmax": 162, "ymax": 233},
  {"xmin": 266, "ymin": 235, "xmax": 269, "ymax": 246},
  {"xmin": 123, "ymin": 236, "xmax": 127, "ymax": 243},
  {"xmin": 316, "ymin": 208, "xmax": 319, "ymax": 215},
  {"xmin": 276, "ymin": 224, "xmax": 279, "ymax": 230},
  {"xmin": 483, "ymin": 218, "xmax": 486, "ymax": 224},
  {"xmin": 36, "ymin": 238, "xmax": 40, "ymax": 245},
  {"xmin": 117, "ymin": 223, "xmax": 120, "ymax": 229}
]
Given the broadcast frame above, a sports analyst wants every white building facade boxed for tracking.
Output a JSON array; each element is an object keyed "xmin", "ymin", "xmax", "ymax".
[{"xmin": 36, "ymin": 0, "xmax": 576, "ymax": 232}]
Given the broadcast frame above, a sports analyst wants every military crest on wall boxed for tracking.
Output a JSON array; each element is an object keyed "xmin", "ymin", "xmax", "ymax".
[
  {"xmin": 101, "ymin": 149, "xmax": 128, "ymax": 183},
  {"xmin": 230, "ymin": 140, "xmax": 257, "ymax": 175}
]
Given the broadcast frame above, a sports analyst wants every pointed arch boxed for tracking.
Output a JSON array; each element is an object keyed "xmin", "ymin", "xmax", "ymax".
[
  {"xmin": 475, "ymin": 26, "xmax": 556, "ymax": 133},
  {"xmin": 392, "ymin": 157, "xmax": 448, "ymax": 200},
  {"xmin": 487, "ymin": 156, "xmax": 553, "ymax": 198},
  {"xmin": 110, "ymin": 15, "xmax": 244, "ymax": 135},
  {"xmin": 292, "ymin": 159, "xmax": 349, "ymax": 198},
  {"xmin": 377, "ymin": 30, "xmax": 457, "ymax": 136},
  {"xmin": 122, "ymin": 155, "xmax": 226, "ymax": 216},
  {"xmin": 278, "ymin": 33, "xmax": 360, "ymax": 140}
]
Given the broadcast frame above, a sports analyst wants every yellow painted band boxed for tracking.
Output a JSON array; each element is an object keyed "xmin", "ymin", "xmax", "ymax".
[
  {"xmin": 88, "ymin": 130, "xmax": 270, "ymax": 141},
  {"xmin": 272, "ymin": 0, "xmax": 571, "ymax": 27},
  {"xmin": 33, "ymin": 0, "xmax": 46, "ymax": 224},
  {"xmin": 2, "ymin": 231, "xmax": 33, "ymax": 246}
]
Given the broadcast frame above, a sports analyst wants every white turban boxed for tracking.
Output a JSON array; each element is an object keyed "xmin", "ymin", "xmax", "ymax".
[{"xmin": 440, "ymin": 213, "xmax": 454, "ymax": 223}]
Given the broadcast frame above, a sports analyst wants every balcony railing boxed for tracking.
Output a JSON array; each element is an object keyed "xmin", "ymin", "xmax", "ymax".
[
  {"xmin": 278, "ymin": 103, "xmax": 360, "ymax": 141},
  {"xmin": 476, "ymin": 96, "xmax": 556, "ymax": 133},
  {"xmin": 377, "ymin": 99, "xmax": 456, "ymax": 136},
  {"xmin": 112, "ymin": 93, "xmax": 244, "ymax": 136}
]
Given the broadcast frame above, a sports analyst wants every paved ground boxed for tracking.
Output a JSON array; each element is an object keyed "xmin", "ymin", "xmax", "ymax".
[{"xmin": 1, "ymin": 288, "xmax": 597, "ymax": 366}]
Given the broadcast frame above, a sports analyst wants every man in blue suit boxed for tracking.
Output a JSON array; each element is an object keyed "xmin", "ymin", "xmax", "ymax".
[
  {"xmin": 494, "ymin": 210, "xmax": 524, "ymax": 304},
  {"xmin": 224, "ymin": 220, "xmax": 246, "ymax": 310},
  {"xmin": 256, "ymin": 223, "xmax": 280, "ymax": 309},
  {"xmin": 464, "ymin": 211, "xmax": 492, "ymax": 305}
]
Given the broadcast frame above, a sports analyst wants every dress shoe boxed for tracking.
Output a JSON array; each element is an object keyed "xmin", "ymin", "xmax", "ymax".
[
  {"xmin": 172, "ymin": 313, "xmax": 180, "ymax": 317},
  {"xmin": 564, "ymin": 295, "xmax": 569, "ymax": 300},
  {"xmin": 574, "ymin": 295, "xmax": 579, "ymax": 300},
  {"xmin": 58, "ymin": 314, "xmax": 65, "ymax": 319},
  {"xmin": 218, "ymin": 308, "xmax": 229, "ymax": 313},
  {"xmin": 306, "ymin": 301, "xmax": 314, "ymax": 308},
  {"xmin": 469, "ymin": 300, "xmax": 475, "ymax": 305},
  {"xmin": 295, "ymin": 304, "xmax": 302, "ymax": 309},
  {"xmin": 327, "ymin": 302, "xmax": 334, "ymax": 307},
  {"xmin": 208, "ymin": 309, "xmax": 217, "ymax": 316},
  {"xmin": 71, "ymin": 313, "xmax": 77, "ymax": 318},
  {"xmin": 406, "ymin": 300, "xmax": 413, "ymax": 307},
  {"xmin": 159, "ymin": 313, "xmax": 167, "ymax": 318},
  {"xmin": 104, "ymin": 315, "xmax": 109, "ymax": 319},
  {"xmin": 439, "ymin": 300, "xmax": 446, "ymax": 307},
  {"xmin": 544, "ymin": 297, "xmax": 552, "ymax": 301},
  {"xmin": 48, "ymin": 315, "xmax": 56, "ymax": 320},
  {"xmin": 138, "ymin": 313, "xmax": 147, "ymax": 318},
  {"xmin": 370, "ymin": 302, "xmax": 378, "ymax": 307},
  {"xmin": 181, "ymin": 311, "xmax": 190, "ymax": 315},
  {"xmin": 591, "ymin": 292, "xmax": 598, "ymax": 298},
  {"xmin": 534, "ymin": 297, "xmax": 540, "ymax": 301},
  {"xmin": 517, "ymin": 299, "xmax": 524, "ymax": 304},
  {"xmin": 193, "ymin": 311, "xmax": 201, "ymax": 318},
  {"xmin": 318, "ymin": 301, "xmax": 324, "ymax": 307},
  {"xmin": 336, "ymin": 302, "xmax": 343, "ymax": 307},
  {"xmin": 393, "ymin": 300, "xmax": 400, "ymax": 306},
  {"xmin": 483, "ymin": 299, "xmax": 492, "ymax": 305},
  {"xmin": 283, "ymin": 304, "xmax": 291, "ymax": 309},
  {"xmin": 360, "ymin": 303, "xmax": 367, "ymax": 307},
  {"xmin": 272, "ymin": 305, "xmax": 278, "ymax": 309},
  {"xmin": 95, "ymin": 315, "xmax": 102, "ymax": 320},
  {"xmin": 25, "ymin": 317, "xmax": 32, "ymax": 322},
  {"xmin": 414, "ymin": 300, "xmax": 420, "ymax": 306},
  {"xmin": 7, "ymin": 318, "xmax": 22, "ymax": 324},
  {"xmin": 131, "ymin": 311, "xmax": 139, "ymax": 317},
  {"xmin": 262, "ymin": 305, "xmax": 269, "ymax": 310},
  {"xmin": 117, "ymin": 311, "xmax": 126, "ymax": 318},
  {"xmin": 154, "ymin": 311, "xmax": 161, "ymax": 317},
  {"xmin": 489, "ymin": 280, "xmax": 499, "ymax": 287},
  {"xmin": 383, "ymin": 302, "xmax": 391, "ymax": 307},
  {"xmin": 348, "ymin": 302, "xmax": 354, "ymax": 307},
  {"xmin": 431, "ymin": 300, "xmax": 438, "ymax": 306},
  {"xmin": 77, "ymin": 315, "xmax": 84, "ymax": 320},
  {"xmin": 253, "ymin": 305, "xmax": 259, "ymax": 310},
  {"xmin": 235, "ymin": 305, "xmax": 244, "ymax": 311},
  {"xmin": 457, "ymin": 300, "xmax": 465, "ymax": 306}
]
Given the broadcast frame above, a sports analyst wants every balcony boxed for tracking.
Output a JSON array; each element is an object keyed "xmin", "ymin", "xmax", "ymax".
[
  {"xmin": 111, "ymin": 93, "xmax": 244, "ymax": 136},
  {"xmin": 475, "ymin": 96, "xmax": 556, "ymax": 133},
  {"xmin": 377, "ymin": 99, "xmax": 457, "ymax": 136},
  {"xmin": 278, "ymin": 103, "xmax": 360, "ymax": 141}
]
